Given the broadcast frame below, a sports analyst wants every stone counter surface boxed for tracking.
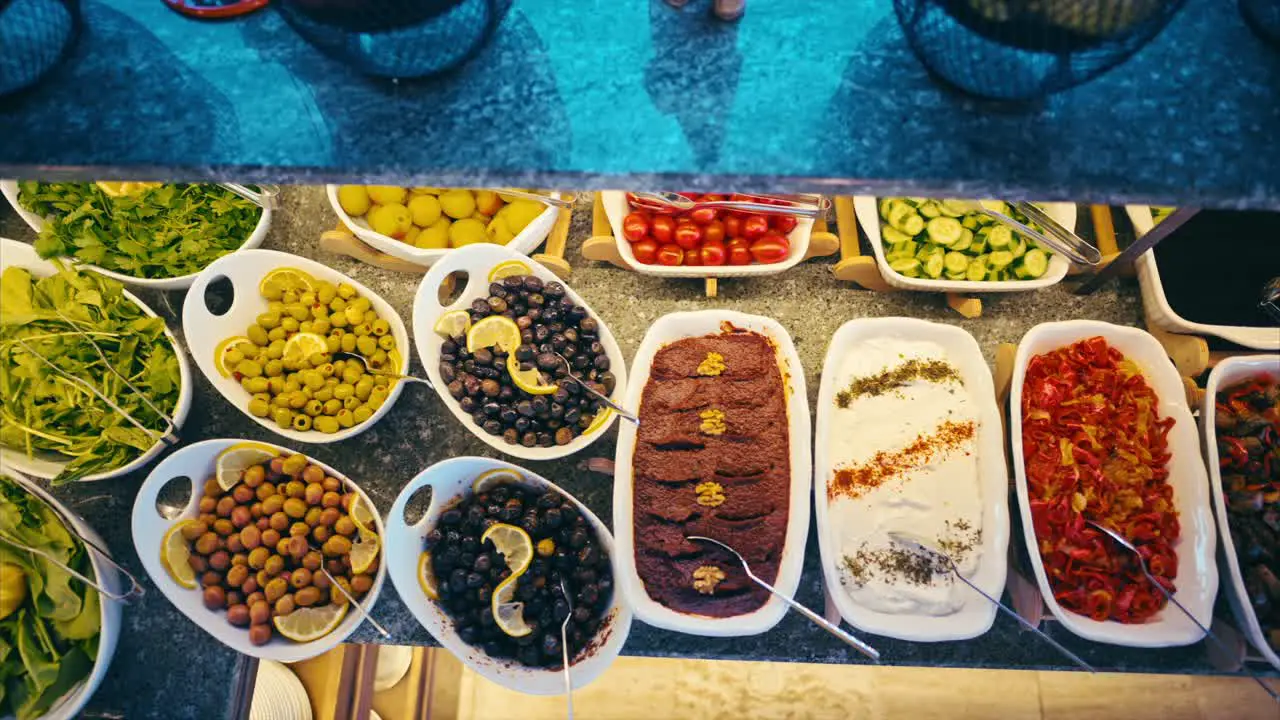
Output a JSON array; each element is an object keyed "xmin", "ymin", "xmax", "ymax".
[{"xmin": 0, "ymin": 188, "xmax": 1230, "ymax": 720}]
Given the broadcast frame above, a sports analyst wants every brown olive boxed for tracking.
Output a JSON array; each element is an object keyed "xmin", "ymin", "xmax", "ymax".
[
  {"xmin": 312, "ymin": 526, "xmax": 331, "ymax": 544},
  {"xmin": 249, "ymin": 623, "xmax": 273, "ymax": 646},
  {"xmin": 226, "ymin": 565, "xmax": 250, "ymax": 588},
  {"xmin": 330, "ymin": 578, "xmax": 352, "ymax": 606},
  {"xmin": 302, "ymin": 464, "xmax": 325, "ymax": 485},
  {"xmin": 351, "ymin": 574, "xmax": 373, "ymax": 594},
  {"xmin": 269, "ymin": 456, "xmax": 286, "ymax": 476},
  {"xmin": 241, "ymin": 525, "xmax": 262, "ymax": 550},
  {"xmin": 265, "ymin": 577, "xmax": 289, "ymax": 603},
  {"xmin": 198, "ymin": 512, "xmax": 217, "ymax": 527},
  {"xmin": 287, "ymin": 535, "xmax": 309, "ymax": 560},
  {"xmin": 242, "ymin": 576, "xmax": 260, "ymax": 596},
  {"xmin": 203, "ymin": 586, "xmax": 226, "ymax": 610},
  {"xmin": 295, "ymin": 586, "xmax": 323, "ymax": 607},
  {"xmin": 227, "ymin": 604, "xmax": 251, "ymax": 627},
  {"xmin": 290, "ymin": 522, "xmax": 311, "ymax": 538},
  {"xmin": 231, "ymin": 506, "xmax": 252, "ymax": 529},
  {"xmin": 262, "ymin": 495, "xmax": 285, "ymax": 515},
  {"xmin": 321, "ymin": 491, "xmax": 341, "ymax": 509},
  {"xmin": 269, "ymin": 512, "xmax": 290, "ymax": 532},
  {"xmin": 255, "ymin": 570, "xmax": 271, "ymax": 588},
  {"xmin": 244, "ymin": 464, "xmax": 266, "ymax": 488},
  {"xmin": 256, "ymin": 482, "xmax": 277, "ymax": 502},
  {"xmin": 214, "ymin": 519, "xmax": 235, "ymax": 537},
  {"xmin": 323, "ymin": 535, "xmax": 353, "ymax": 557},
  {"xmin": 181, "ymin": 521, "xmax": 208, "ymax": 542},
  {"xmin": 302, "ymin": 551, "xmax": 323, "ymax": 571},
  {"xmin": 334, "ymin": 516, "xmax": 356, "ymax": 537},
  {"xmin": 187, "ymin": 554, "xmax": 208, "ymax": 574},
  {"xmin": 194, "ymin": 532, "xmax": 219, "ymax": 555},
  {"xmin": 249, "ymin": 502, "xmax": 264, "ymax": 519},
  {"xmin": 203, "ymin": 478, "xmax": 223, "ymax": 498},
  {"xmin": 326, "ymin": 559, "xmax": 345, "ymax": 576},
  {"xmin": 232, "ymin": 485, "xmax": 255, "ymax": 505},
  {"xmin": 226, "ymin": 534, "xmax": 245, "ymax": 554},
  {"xmin": 201, "ymin": 571, "xmax": 223, "ymax": 588},
  {"xmin": 304, "ymin": 507, "xmax": 323, "ymax": 526},
  {"xmin": 285, "ymin": 480, "xmax": 306, "ymax": 499},
  {"xmin": 322, "ymin": 476, "xmax": 342, "ymax": 493},
  {"xmin": 216, "ymin": 496, "xmax": 236, "ymax": 518},
  {"xmin": 249, "ymin": 601, "xmax": 271, "ymax": 625},
  {"xmin": 275, "ymin": 538, "xmax": 292, "ymax": 556},
  {"xmin": 290, "ymin": 568, "xmax": 313, "ymax": 589},
  {"xmin": 262, "ymin": 529, "xmax": 282, "ymax": 548},
  {"xmin": 231, "ymin": 552, "xmax": 248, "ymax": 567},
  {"xmin": 312, "ymin": 571, "xmax": 332, "ymax": 591},
  {"xmin": 304, "ymin": 484, "xmax": 324, "ymax": 506},
  {"xmin": 341, "ymin": 494, "xmax": 354, "ymax": 512},
  {"xmin": 208, "ymin": 550, "xmax": 230, "ymax": 571},
  {"xmin": 245, "ymin": 591, "xmax": 265, "ymax": 607},
  {"xmin": 283, "ymin": 497, "xmax": 308, "ymax": 519},
  {"xmin": 274, "ymin": 595, "xmax": 296, "ymax": 616},
  {"xmin": 198, "ymin": 497, "xmax": 217, "ymax": 514},
  {"xmin": 226, "ymin": 591, "xmax": 244, "ymax": 608},
  {"xmin": 255, "ymin": 516, "xmax": 270, "ymax": 531},
  {"xmin": 319, "ymin": 507, "xmax": 341, "ymax": 526}
]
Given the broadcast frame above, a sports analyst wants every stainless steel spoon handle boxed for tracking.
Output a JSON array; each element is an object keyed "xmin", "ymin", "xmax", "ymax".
[
  {"xmin": 219, "ymin": 183, "xmax": 280, "ymax": 210},
  {"xmin": 950, "ymin": 570, "xmax": 1095, "ymax": 673},
  {"xmin": 1008, "ymin": 202, "xmax": 1102, "ymax": 266},
  {"xmin": 559, "ymin": 578, "xmax": 575, "ymax": 719},
  {"xmin": 333, "ymin": 351, "xmax": 433, "ymax": 389},
  {"xmin": 487, "ymin": 189, "xmax": 572, "ymax": 209},
  {"xmin": 748, "ymin": 569, "xmax": 880, "ymax": 661},
  {"xmin": 552, "ymin": 352, "xmax": 639, "ymax": 426}
]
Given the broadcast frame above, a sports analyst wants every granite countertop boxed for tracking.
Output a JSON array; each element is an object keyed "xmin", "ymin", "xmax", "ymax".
[
  {"xmin": 2, "ymin": 0, "xmax": 1280, "ymax": 208},
  {"xmin": 0, "ymin": 187, "xmax": 1245, "ymax": 720}
]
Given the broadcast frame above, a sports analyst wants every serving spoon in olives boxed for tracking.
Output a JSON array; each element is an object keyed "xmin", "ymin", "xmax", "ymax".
[
  {"xmin": 334, "ymin": 351, "xmax": 434, "ymax": 389},
  {"xmin": 559, "ymin": 577, "xmax": 576, "ymax": 719},
  {"xmin": 551, "ymin": 351, "xmax": 639, "ymax": 426}
]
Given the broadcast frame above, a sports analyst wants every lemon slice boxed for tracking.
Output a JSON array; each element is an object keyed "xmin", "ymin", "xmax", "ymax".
[
  {"xmin": 349, "ymin": 495, "xmax": 377, "ymax": 537},
  {"xmin": 349, "ymin": 530, "xmax": 380, "ymax": 575},
  {"xmin": 96, "ymin": 181, "xmax": 160, "ymax": 197},
  {"xmin": 583, "ymin": 407, "xmax": 614, "ymax": 436},
  {"xmin": 214, "ymin": 336, "xmax": 256, "ymax": 378},
  {"xmin": 491, "ymin": 576, "xmax": 531, "ymax": 638},
  {"xmin": 215, "ymin": 441, "xmax": 279, "ymax": 491},
  {"xmin": 506, "ymin": 355, "xmax": 557, "ymax": 396},
  {"xmin": 161, "ymin": 520, "xmax": 199, "ymax": 589},
  {"xmin": 481, "ymin": 523, "xmax": 533, "ymax": 577},
  {"xmin": 471, "ymin": 468, "xmax": 524, "ymax": 494},
  {"xmin": 283, "ymin": 332, "xmax": 329, "ymax": 365},
  {"xmin": 418, "ymin": 551, "xmax": 439, "ymax": 600},
  {"xmin": 432, "ymin": 310, "xmax": 472, "ymax": 340},
  {"xmin": 466, "ymin": 316, "xmax": 521, "ymax": 354},
  {"xmin": 273, "ymin": 603, "xmax": 348, "ymax": 643},
  {"xmin": 487, "ymin": 260, "xmax": 531, "ymax": 282},
  {"xmin": 259, "ymin": 267, "xmax": 315, "ymax": 297}
]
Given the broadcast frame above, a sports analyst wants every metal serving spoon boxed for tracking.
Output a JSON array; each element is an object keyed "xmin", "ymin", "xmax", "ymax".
[
  {"xmin": 219, "ymin": 183, "xmax": 280, "ymax": 210},
  {"xmin": 889, "ymin": 531, "xmax": 1095, "ymax": 673},
  {"xmin": 551, "ymin": 351, "xmax": 639, "ymax": 426},
  {"xmin": 559, "ymin": 577, "xmax": 576, "ymax": 719},
  {"xmin": 332, "ymin": 351, "xmax": 433, "ymax": 389},
  {"xmin": 943, "ymin": 200, "xmax": 1101, "ymax": 267},
  {"xmin": 629, "ymin": 191, "xmax": 826, "ymax": 220},
  {"xmin": 486, "ymin": 189, "xmax": 573, "ymax": 210},
  {"xmin": 1085, "ymin": 520, "xmax": 1279, "ymax": 701},
  {"xmin": 687, "ymin": 535, "xmax": 880, "ymax": 661}
]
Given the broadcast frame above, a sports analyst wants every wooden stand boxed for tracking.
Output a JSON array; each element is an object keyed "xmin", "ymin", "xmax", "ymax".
[{"xmin": 580, "ymin": 193, "xmax": 840, "ymax": 298}]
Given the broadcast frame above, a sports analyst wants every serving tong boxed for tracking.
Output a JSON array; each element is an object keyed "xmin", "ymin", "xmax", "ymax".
[
  {"xmin": 629, "ymin": 191, "xmax": 828, "ymax": 220},
  {"xmin": 218, "ymin": 183, "xmax": 280, "ymax": 210},
  {"xmin": 943, "ymin": 200, "xmax": 1101, "ymax": 267}
]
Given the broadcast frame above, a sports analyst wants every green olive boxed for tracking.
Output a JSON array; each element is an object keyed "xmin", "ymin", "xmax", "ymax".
[
  {"xmin": 344, "ymin": 306, "xmax": 364, "ymax": 326},
  {"xmin": 329, "ymin": 311, "xmax": 348, "ymax": 329},
  {"xmin": 314, "ymin": 387, "xmax": 334, "ymax": 403},
  {"xmin": 343, "ymin": 396, "xmax": 360, "ymax": 411},
  {"xmin": 282, "ymin": 290, "xmax": 299, "ymax": 305},
  {"xmin": 326, "ymin": 335, "xmax": 342, "ymax": 353},
  {"xmin": 274, "ymin": 408, "xmax": 294, "ymax": 428},
  {"xmin": 248, "ymin": 398, "xmax": 270, "ymax": 417},
  {"xmin": 371, "ymin": 319, "xmax": 390, "ymax": 337},
  {"xmin": 370, "ymin": 349, "xmax": 388, "ymax": 368},
  {"xmin": 324, "ymin": 376, "xmax": 339, "ymax": 388},
  {"xmin": 353, "ymin": 405, "xmax": 373, "ymax": 424},
  {"xmin": 334, "ymin": 384, "xmax": 354, "ymax": 400},
  {"xmin": 284, "ymin": 377, "xmax": 302, "ymax": 393},
  {"xmin": 378, "ymin": 334, "xmax": 396, "ymax": 351},
  {"xmin": 323, "ymin": 398, "xmax": 342, "ymax": 415},
  {"xmin": 272, "ymin": 394, "xmax": 290, "ymax": 409},
  {"xmin": 354, "ymin": 379, "xmax": 373, "ymax": 400},
  {"xmin": 317, "ymin": 284, "xmax": 336, "ymax": 304},
  {"xmin": 337, "ymin": 283, "xmax": 357, "ymax": 300},
  {"xmin": 267, "ymin": 326, "xmax": 287, "ymax": 342},
  {"xmin": 267, "ymin": 376, "xmax": 286, "ymax": 394},
  {"xmin": 362, "ymin": 309, "xmax": 377, "ymax": 325},
  {"xmin": 257, "ymin": 311, "xmax": 282, "ymax": 329},
  {"xmin": 292, "ymin": 414, "xmax": 312, "ymax": 431},
  {"xmin": 304, "ymin": 399, "xmax": 324, "ymax": 417},
  {"xmin": 288, "ymin": 392, "xmax": 309, "ymax": 410},
  {"xmin": 304, "ymin": 372, "xmax": 325, "ymax": 390},
  {"xmin": 317, "ymin": 363, "xmax": 335, "ymax": 379},
  {"xmin": 335, "ymin": 409, "xmax": 354, "ymax": 428},
  {"xmin": 225, "ymin": 348, "xmax": 246, "ymax": 367},
  {"xmin": 312, "ymin": 317, "xmax": 331, "ymax": 335},
  {"xmin": 236, "ymin": 359, "xmax": 264, "ymax": 378},
  {"xmin": 340, "ymin": 334, "xmax": 357, "ymax": 353},
  {"xmin": 280, "ymin": 317, "xmax": 299, "ymax": 333},
  {"xmin": 307, "ymin": 352, "xmax": 329, "ymax": 367},
  {"xmin": 299, "ymin": 320, "xmax": 314, "ymax": 334},
  {"xmin": 314, "ymin": 416, "xmax": 340, "ymax": 434},
  {"xmin": 247, "ymin": 325, "xmax": 269, "ymax": 346},
  {"xmin": 329, "ymin": 297, "xmax": 347, "ymax": 313},
  {"xmin": 356, "ymin": 336, "xmax": 377, "ymax": 356},
  {"xmin": 288, "ymin": 304, "xmax": 310, "ymax": 322},
  {"xmin": 252, "ymin": 392, "xmax": 272, "ymax": 405},
  {"xmin": 266, "ymin": 300, "xmax": 285, "ymax": 313},
  {"xmin": 265, "ymin": 359, "xmax": 284, "ymax": 377},
  {"xmin": 245, "ymin": 376, "xmax": 270, "ymax": 394}
]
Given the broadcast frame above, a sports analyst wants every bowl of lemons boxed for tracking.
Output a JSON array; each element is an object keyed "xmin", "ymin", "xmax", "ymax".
[{"xmin": 327, "ymin": 185, "xmax": 561, "ymax": 268}]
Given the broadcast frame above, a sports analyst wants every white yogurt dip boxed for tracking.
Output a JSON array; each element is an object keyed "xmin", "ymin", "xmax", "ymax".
[{"xmin": 825, "ymin": 337, "xmax": 983, "ymax": 616}]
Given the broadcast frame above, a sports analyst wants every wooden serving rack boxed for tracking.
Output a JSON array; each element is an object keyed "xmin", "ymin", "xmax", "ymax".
[
  {"xmin": 579, "ymin": 192, "xmax": 840, "ymax": 298},
  {"xmin": 318, "ymin": 193, "xmax": 578, "ymax": 280}
]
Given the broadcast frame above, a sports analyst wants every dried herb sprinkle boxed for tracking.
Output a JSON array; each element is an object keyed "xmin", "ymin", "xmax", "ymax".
[{"xmin": 835, "ymin": 358, "xmax": 963, "ymax": 407}]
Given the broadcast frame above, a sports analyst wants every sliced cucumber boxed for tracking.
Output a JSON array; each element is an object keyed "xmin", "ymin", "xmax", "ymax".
[
  {"xmin": 989, "ymin": 250, "xmax": 1014, "ymax": 269},
  {"xmin": 889, "ymin": 257, "xmax": 922, "ymax": 277},
  {"xmin": 879, "ymin": 198, "xmax": 897, "ymax": 221},
  {"xmin": 919, "ymin": 202, "xmax": 941, "ymax": 219},
  {"xmin": 987, "ymin": 226, "xmax": 1013, "ymax": 250},
  {"xmin": 979, "ymin": 199, "xmax": 1009, "ymax": 215},
  {"xmin": 926, "ymin": 217, "xmax": 963, "ymax": 247},
  {"xmin": 881, "ymin": 225, "xmax": 913, "ymax": 245},
  {"xmin": 966, "ymin": 256, "xmax": 987, "ymax": 281},
  {"xmin": 899, "ymin": 213, "xmax": 925, "ymax": 236},
  {"xmin": 961, "ymin": 215, "xmax": 980, "ymax": 231},
  {"xmin": 1021, "ymin": 248, "xmax": 1049, "ymax": 279},
  {"xmin": 944, "ymin": 251, "xmax": 969, "ymax": 275},
  {"xmin": 924, "ymin": 253, "xmax": 944, "ymax": 278},
  {"xmin": 886, "ymin": 201, "xmax": 914, "ymax": 232},
  {"xmin": 951, "ymin": 228, "xmax": 974, "ymax": 253},
  {"xmin": 1011, "ymin": 235, "xmax": 1027, "ymax": 259}
]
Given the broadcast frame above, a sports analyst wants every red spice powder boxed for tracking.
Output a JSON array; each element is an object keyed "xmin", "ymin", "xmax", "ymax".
[{"xmin": 828, "ymin": 419, "xmax": 977, "ymax": 501}]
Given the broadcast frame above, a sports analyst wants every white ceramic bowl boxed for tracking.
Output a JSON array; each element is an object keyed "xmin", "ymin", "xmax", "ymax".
[
  {"xmin": 599, "ymin": 191, "xmax": 816, "ymax": 277},
  {"xmin": 612, "ymin": 310, "xmax": 811, "ymax": 636},
  {"xmin": 412, "ymin": 244, "xmax": 625, "ymax": 460},
  {"xmin": 182, "ymin": 249, "xmax": 412, "ymax": 444},
  {"xmin": 1010, "ymin": 320, "xmax": 1218, "ymax": 647},
  {"xmin": 130, "ymin": 439, "xmax": 387, "ymax": 663},
  {"xmin": 0, "ymin": 463, "xmax": 122, "ymax": 720},
  {"xmin": 0, "ymin": 238, "xmax": 193, "ymax": 482},
  {"xmin": 384, "ymin": 456, "xmax": 632, "ymax": 694},
  {"xmin": 854, "ymin": 197, "xmax": 1077, "ymax": 293},
  {"xmin": 326, "ymin": 186, "xmax": 560, "ymax": 268},
  {"xmin": 1124, "ymin": 206, "xmax": 1279, "ymax": 350},
  {"xmin": 1201, "ymin": 354, "xmax": 1280, "ymax": 670},
  {"xmin": 1, "ymin": 180, "xmax": 270, "ymax": 291},
  {"xmin": 814, "ymin": 318, "xmax": 1009, "ymax": 642}
]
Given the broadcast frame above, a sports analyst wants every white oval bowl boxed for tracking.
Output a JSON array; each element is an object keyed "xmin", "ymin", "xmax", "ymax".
[
  {"xmin": 0, "ymin": 462, "xmax": 122, "ymax": 720},
  {"xmin": 1, "ymin": 180, "xmax": 270, "ymax": 291},
  {"xmin": 1124, "ymin": 206, "xmax": 1279, "ymax": 351},
  {"xmin": 599, "ymin": 191, "xmax": 816, "ymax": 277},
  {"xmin": 130, "ymin": 438, "xmax": 387, "ymax": 663},
  {"xmin": 612, "ymin": 310, "xmax": 811, "ymax": 636},
  {"xmin": 412, "ymin": 244, "xmax": 625, "ymax": 461},
  {"xmin": 326, "ymin": 186, "xmax": 560, "ymax": 268},
  {"xmin": 1201, "ymin": 354, "xmax": 1280, "ymax": 670},
  {"xmin": 384, "ymin": 456, "xmax": 632, "ymax": 695},
  {"xmin": 1010, "ymin": 320, "xmax": 1218, "ymax": 647},
  {"xmin": 182, "ymin": 249, "xmax": 412, "ymax": 445},
  {"xmin": 0, "ymin": 238, "xmax": 193, "ymax": 482},
  {"xmin": 854, "ymin": 197, "xmax": 1076, "ymax": 293},
  {"xmin": 814, "ymin": 317, "xmax": 1009, "ymax": 642}
]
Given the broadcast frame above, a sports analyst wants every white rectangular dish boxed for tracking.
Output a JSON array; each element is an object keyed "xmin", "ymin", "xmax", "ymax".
[
  {"xmin": 1201, "ymin": 354, "xmax": 1280, "ymax": 670},
  {"xmin": 854, "ymin": 197, "xmax": 1076, "ymax": 293},
  {"xmin": 612, "ymin": 310, "xmax": 810, "ymax": 636},
  {"xmin": 1, "ymin": 180, "xmax": 271, "ymax": 291},
  {"xmin": 326, "ymin": 186, "xmax": 560, "ymax": 268},
  {"xmin": 1124, "ymin": 205, "xmax": 1279, "ymax": 350},
  {"xmin": 1010, "ymin": 320, "xmax": 1218, "ymax": 647},
  {"xmin": 599, "ymin": 191, "xmax": 816, "ymax": 277},
  {"xmin": 814, "ymin": 317, "xmax": 1009, "ymax": 642}
]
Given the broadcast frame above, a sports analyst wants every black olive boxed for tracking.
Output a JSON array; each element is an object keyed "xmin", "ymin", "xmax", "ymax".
[
  {"xmin": 473, "ymin": 348, "xmax": 494, "ymax": 366},
  {"xmin": 471, "ymin": 410, "xmax": 487, "ymax": 426},
  {"xmin": 514, "ymin": 417, "xmax": 532, "ymax": 433},
  {"xmin": 425, "ymin": 528, "xmax": 443, "ymax": 547},
  {"xmin": 447, "ymin": 380, "xmax": 465, "ymax": 399},
  {"xmin": 466, "ymin": 507, "xmax": 485, "ymax": 530},
  {"xmin": 442, "ymin": 339, "xmax": 458, "ymax": 354},
  {"xmin": 480, "ymin": 379, "xmax": 501, "ymax": 397},
  {"xmin": 545, "ymin": 281, "xmax": 565, "ymax": 297},
  {"xmin": 541, "ymin": 508, "xmax": 562, "ymax": 530},
  {"xmin": 516, "ymin": 400, "xmax": 536, "ymax": 418},
  {"xmin": 487, "ymin": 296, "xmax": 508, "ymax": 313},
  {"xmin": 580, "ymin": 584, "xmax": 600, "ymax": 605},
  {"xmin": 522, "ymin": 432, "xmax": 537, "ymax": 447},
  {"xmin": 599, "ymin": 372, "xmax": 617, "ymax": 394},
  {"xmin": 503, "ymin": 275, "xmax": 524, "ymax": 289},
  {"xmin": 459, "ymin": 626, "xmax": 480, "ymax": 644},
  {"xmin": 540, "ymin": 632, "xmax": 561, "ymax": 657},
  {"xmin": 533, "ymin": 325, "xmax": 551, "ymax": 344},
  {"xmin": 482, "ymin": 419, "xmax": 501, "ymax": 435},
  {"xmin": 439, "ymin": 364, "xmax": 457, "ymax": 383},
  {"xmin": 520, "ymin": 328, "xmax": 534, "ymax": 344},
  {"xmin": 519, "ymin": 275, "xmax": 541, "ymax": 291},
  {"xmin": 502, "ymin": 428, "xmax": 518, "ymax": 445},
  {"xmin": 580, "ymin": 317, "xmax": 598, "ymax": 335},
  {"xmin": 528, "ymin": 293, "xmax": 546, "ymax": 308},
  {"xmin": 474, "ymin": 554, "xmax": 493, "ymax": 573},
  {"xmin": 578, "ymin": 545, "xmax": 599, "ymax": 566},
  {"xmin": 466, "ymin": 572, "xmax": 485, "ymax": 589},
  {"xmin": 560, "ymin": 504, "xmax": 579, "ymax": 523},
  {"xmin": 572, "ymin": 355, "xmax": 590, "ymax": 371},
  {"xmin": 553, "ymin": 598, "xmax": 570, "ymax": 623},
  {"xmin": 572, "ymin": 606, "xmax": 590, "ymax": 623},
  {"xmin": 575, "ymin": 567, "xmax": 597, "ymax": 585},
  {"xmin": 449, "ymin": 569, "xmax": 468, "ymax": 592},
  {"xmin": 486, "ymin": 503, "xmax": 503, "ymax": 517},
  {"xmin": 598, "ymin": 576, "xmax": 613, "ymax": 594},
  {"xmin": 531, "ymin": 397, "xmax": 550, "ymax": 415},
  {"xmin": 491, "ymin": 487, "xmax": 509, "ymax": 503},
  {"xmin": 442, "ymin": 354, "xmax": 458, "ymax": 366},
  {"xmin": 547, "ymin": 418, "xmax": 563, "ymax": 430},
  {"xmin": 488, "ymin": 282, "xmax": 507, "ymax": 297},
  {"xmin": 564, "ymin": 408, "xmax": 582, "ymax": 425},
  {"xmin": 516, "ymin": 315, "xmax": 533, "ymax": 330},
  {"xmin": 537, "ymin": 432, "xmax": 554, "ymax": 447},
  {"xmin": 536, "ymin": 493, "xmax": 558, "ymax": 510},
  {"xmin": 555, "ymin": 427, "xmax": 574, "ymax": 445},
  {"xmin": 549, "ymin": 402, "xmax": 565, "ymax": 419},
  {"xmin": 569, "ymin": 528, "xmax": 588, "ymax": 549},
  {"xmin": 482, "ymin": 401, "xmax": 501, "ymax": 417},
  {"xmin": 520, "ymin": 515, "xmax": 539, "ymax": 534},
  {"xmin": 550, "ymin": 333, "xmax": 567, "ymax": 351},
  {"xmin": 498, "ymin": 386, "xmax": 515, "ymax": 401},
  {"xmin": 462, "ymin": 375, "xmax": 481, "ymax": 396},
  {"xmin": 470, "ymin": 299, "xmax": 490, "ymax": 314},
  {"xmin": 459, "ymin": 552, "xmax": 477, "ymax": 569},
  {"xmin": 441, "ymin": 509, "xmax": 462, "ymax": 526},
  {"xmin": 541, "ymin": 307, "xmax": 560, "ymax": 323}
]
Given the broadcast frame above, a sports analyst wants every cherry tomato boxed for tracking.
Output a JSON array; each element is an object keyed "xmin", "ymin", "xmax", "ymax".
[
  {"xmin": 700, "ymin": 240, "xmax": 727, "ymax": 266},
  {"xmin": 656, "ymin": 243, "xmax": 684, "ymax": 266},
  {"xmin": 651, "ymin": 216, "xmax": 676, "ymax": 244},
  {"xmin": 622, "ymin": 212, "xmax": 650, "ymax": 243},
  {"xmin": 632, "ymin": 239, "xmax": 658, "ymax": 265},
  {"xmin": 689, "ymin": 207, "xmax": 718, "ymax": 225},
  {"xmin": 703, "ymin": 220, "xmax": 725, "ymax": 245},
  {"xmin": 723, "ymin": 214, "xmax": 742, "ymax": 238},
  {"xmin": 674, "ymin": 223, "xmax": 703, "ymax": 251},
  {"xmin": 702, "ymin": 194, "xmax": 727, "ymax": 203},
  {"xmin": 742, "ymin": 215, "xmax": 769, "ymax": 240},
  {"xmin": 727, "ymin": 238, "xmax": 752, "ymax": 265},
  {"xmin": 772, "ymin": 215, "xmax": 797, "ymax": 234},
  {"xmin": 750, "ymin": 233, "xmax": 790, "ymax": 264},
  {"xmin": 684, "ymin": 249, "xmax": 702, "ymax": 266}
]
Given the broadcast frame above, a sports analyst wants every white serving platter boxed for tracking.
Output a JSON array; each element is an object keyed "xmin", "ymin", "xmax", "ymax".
[
  {"xmin": 612, "ymin": 310, "xmax": 811, "ymax": 636},
  {"xmin": 854, "ymin": 197, "xmax": 1077, "ymax": 293},
  {"xmin": 326, "ymin": 186, "xmax": 560, "ymax": 268},
  {"xmin": 412, "ymin": 244, "xmax": 625, "ymax": 460},
  {"xmin": 0, "ymin": 238, "xmax": 193, "ymax": 482},
  {"xmin": 130, "ymin": 439, "xmax": 387, "ymax": 663},
  {"xmin": 1, "ymin": 180, "xmax": 270, "ymax": 291},
  {"xmin": 814, "ymin": 317, "xmax": 1009, "ymax": 642},
  {"xmin": 182, "ymin": 248, "xmax": 412, "ymax": 444},
  {"xmin": 383, "ymin": 456, "xmax": 632, "ymax": 695},
  {"xmin": 1010, "ymin": 320, "xmax": 1218, "ymax": 647}
]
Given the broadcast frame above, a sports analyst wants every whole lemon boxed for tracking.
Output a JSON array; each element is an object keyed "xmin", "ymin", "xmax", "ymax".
[
  {"xmin": 403, "ymin": 225, "xmax": 421, "ymax": 246},
  {"xmin": 371, "ymin": 202, "xmax": 412, "ymax": 239},
  {"xmin": 408, "ymin": 195, "xmax": 442, "ymax": 227},
  {"xmin": 449, "ymin": 218, "xmax": 488, "ymax": 247},
  {"xmin": 438, "ymin": 189, "xmax": 476, "ymax": 220},
  {"xmin": 487, "ymin": 216, "xmax": 516, "ymax": 245},
  {"xmin": 503, "ymin": 200, "xmax": 544, "ymax": 235},
  {"xmin": 411, "ymin": 187, "xmax": 442, "ymax": 195},
  {"xmin": 497, "ymin": 189, "xmax": 530, "ymax": 203},
  {"xmin": 337, "ymin": 185, "xmax": 371, "ymax": 216},
  {"xmin": 416, "ymin": 218, "xmax": 451, "ymax": 249},
  {"xmin": 367, "ymin": 185, "xmax": 408, "ymax": 205},
  {"xmin": 474, "ymin": 190, "xmax": 504, "ymax": 216}
]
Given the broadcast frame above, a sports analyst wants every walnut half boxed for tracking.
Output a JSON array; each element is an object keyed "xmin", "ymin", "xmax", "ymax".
[
  {"xmin": 695, "ymin": 481, "xmax": 726, "ymax": 508},
  {"xmin": 692, "ymin": 565, "xmax": 726, "ymax": 595},
  {"xmin": 699, "ymin": 408, "xmax": 726, "ymax": 435}
]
